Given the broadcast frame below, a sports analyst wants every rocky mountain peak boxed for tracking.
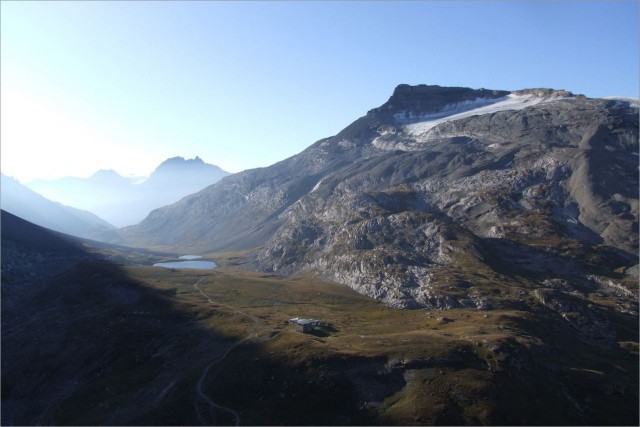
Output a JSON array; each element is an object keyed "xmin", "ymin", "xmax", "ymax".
[
  {"xmin": 333, "ymin": 84, "xmax": 514, "ymax": 143},
  {"xmin": 158, "ymin": 156, "xmax": 187, "ymax": 167},
  {"xmin": 153, "ymin": 156, "xmax": 208, "ymax": 173},
  {"xmin": 379, "ymin": 84, "xmax": 510, "ymax": 116}
]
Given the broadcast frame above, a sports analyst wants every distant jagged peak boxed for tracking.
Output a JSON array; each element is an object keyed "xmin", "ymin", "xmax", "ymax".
[
  {"xmin": 158, "ymin": 155, "xmax": 206, "ymax": 168},
  {"xmin": 161, "ymin": 155, "xmax": 187, "ymax": 165},
  {"xmin": 150, "ymin": 156, "xmax": 228, "ymax": 179},
  {"xmin": 90, "ymin": 169, "xmax": 125, "ymax": 180},
  {"xmin": 186, "ymin": 155, "xmax": 206, "ymax": 165}
]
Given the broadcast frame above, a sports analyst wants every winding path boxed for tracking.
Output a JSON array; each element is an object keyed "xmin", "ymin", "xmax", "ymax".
[
  {"xmin": 195, "ymin": 345, "xmax": 242, "ymax": 426},
  {"xmin": 191, "ymin": 277, "xmax": 270, "ymax": 426}
]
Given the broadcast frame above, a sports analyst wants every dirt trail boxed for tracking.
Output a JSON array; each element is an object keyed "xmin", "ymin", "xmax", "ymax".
[
  {"xmin": 192, "ymin": 277, "xmax": 276, "ymax": 425},
  {"xmin": 195, "ymin": 343, "xmax": 242, "ymax": 425}
]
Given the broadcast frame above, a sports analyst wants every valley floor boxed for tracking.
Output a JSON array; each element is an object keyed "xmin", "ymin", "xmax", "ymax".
[{"xmin": 2, "ymin": 248, "xmax": 638, "ymax": 425}]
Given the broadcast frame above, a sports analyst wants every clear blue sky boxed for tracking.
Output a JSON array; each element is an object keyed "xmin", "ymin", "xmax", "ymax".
[{"xmin": 2, "ymin": 1, "xmax": 638, "ymax": 182}]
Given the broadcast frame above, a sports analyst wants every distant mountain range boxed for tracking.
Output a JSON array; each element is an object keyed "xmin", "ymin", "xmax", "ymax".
[
  {"xmin": 1, "ymin": 173, "xmax": 114, "ymax": 238},
  {"xmin": 27, "ymin": 156, "xmax": 230, "ymax": 227}
]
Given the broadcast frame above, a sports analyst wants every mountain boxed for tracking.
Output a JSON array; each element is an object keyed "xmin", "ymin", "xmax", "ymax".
[
  {"xmin": 1, "ymin": 173, "xmax": 115, "ymax": 238},
  {"xmin": 27, "ymin": 156, "xmax": 230, "ymax": 227},
  {"xmin": 27, "ymin": 169, "xmax": 140, "ymax": 227},
  {"xmin": 112, "ymin": 84, "xmax": 638, "ymax": 305},
  {"xmin": 130, "ymin": 156, "xmax": 229, "ymax": 223}
]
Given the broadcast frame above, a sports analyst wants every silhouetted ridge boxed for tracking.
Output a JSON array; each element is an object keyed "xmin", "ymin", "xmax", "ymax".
[{"xmin": 1, "ymin": 210, "xmax": 84, "ymax": 254}]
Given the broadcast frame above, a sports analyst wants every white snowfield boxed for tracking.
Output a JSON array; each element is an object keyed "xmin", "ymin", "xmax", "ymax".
[
  {"xmin": 402, "ymin": 93, "xmax": 567, "ymax": 137},
  {"xmin": 371, "ymin": 92, "xmax": 637, "ymax": 151}
]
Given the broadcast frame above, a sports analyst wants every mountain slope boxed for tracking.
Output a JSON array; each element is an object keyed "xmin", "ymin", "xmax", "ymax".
[
  {"xmin": 0, "ymin": 211, "xmax": 218, "ymax": 425},
  {"xmin": 27, "ymin": 156, "xmax": 230, "ymax": 227},
  {"xmin": 1, "ymin": 174, "xmax": 115, "ymax": 238},
  {"xmin": 112, "ymin": 85, "xmax": 638, "ymax": 311}
]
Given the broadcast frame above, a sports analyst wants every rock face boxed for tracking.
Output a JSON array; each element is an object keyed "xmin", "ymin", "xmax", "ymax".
[{"xmin": 113, "ymin": 84, "xmax": 639, "ymax": 311}]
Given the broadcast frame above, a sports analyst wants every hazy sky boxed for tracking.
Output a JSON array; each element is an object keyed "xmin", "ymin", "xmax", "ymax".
[{"xmin": 2, "ymin": 1, "xmax": 638, "ymax": 182}]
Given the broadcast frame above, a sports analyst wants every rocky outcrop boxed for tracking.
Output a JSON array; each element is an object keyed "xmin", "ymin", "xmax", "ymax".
[{"xmin": 255, "ymin": 93, "xmax": 638, "ymax": 309}]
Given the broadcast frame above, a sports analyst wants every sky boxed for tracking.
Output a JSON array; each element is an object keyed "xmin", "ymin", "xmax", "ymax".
[{"xmin": 2, "ymin": 1, "xmax": 638, "ymax": 183}]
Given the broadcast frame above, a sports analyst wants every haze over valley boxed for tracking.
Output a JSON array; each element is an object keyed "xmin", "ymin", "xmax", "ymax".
[
  {"xmin": 1, "ymin": 173, "xmax": 115, "ymax": 238},
  {"xmin": 23, "ymin": 156, "xmax": 230, "ymax": 227}
]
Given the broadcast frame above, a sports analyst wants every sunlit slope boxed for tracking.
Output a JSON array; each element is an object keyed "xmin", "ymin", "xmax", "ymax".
[{"xmin": 111, "ymin": 85, "xmax": 638, "ymax": 310}]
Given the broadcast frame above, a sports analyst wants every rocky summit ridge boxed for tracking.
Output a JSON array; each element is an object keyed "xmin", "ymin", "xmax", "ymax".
[{"xmin": 113, "ymin": 84, "xmax": 638, "ymax": 318}]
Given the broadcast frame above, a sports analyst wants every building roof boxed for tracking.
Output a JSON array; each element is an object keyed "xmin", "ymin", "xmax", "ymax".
[{"xmin": 289, "ymin": 317, "xmax": 319, "ymax": 326}]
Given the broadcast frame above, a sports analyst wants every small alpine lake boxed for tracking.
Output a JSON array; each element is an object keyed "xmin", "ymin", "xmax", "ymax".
[{"xmin": 153, "ymin": 255, "xmax": 217, "ymax": 270}]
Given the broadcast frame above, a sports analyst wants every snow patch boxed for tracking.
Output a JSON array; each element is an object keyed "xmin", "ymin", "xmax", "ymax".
[
  {"xmin": 403, "ymin": 93, "xmax": 566, "ymax": 136},
  {"xmin": 393, "ymin": 97, "xmax": 501, "ymax": 124}
]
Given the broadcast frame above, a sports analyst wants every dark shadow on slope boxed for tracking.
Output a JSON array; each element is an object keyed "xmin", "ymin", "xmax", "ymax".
[
  {"xmin": 1, "ymin": 211, "xmax": 234, "ymax": 425},
  {"xmin": 0, "ymin": 211, "xmax": 377, "ymax": 425},
  {"xmin": 194, "ymin": 339, "xmax": 494, "ymax": 426},
  {"xmin": 489, "ymin": 312, "xmax": 639, "ymax": 426},
  {"xmin": 481, "ymin": 236, "xmax": 637, "ymax": 284},
  {"xmin": 2, "ymin": 239, "xmax": 222, "ymax": 423},
  {"xmin": 305, "ymin": 323, "xmax": 338, "ymax": 337}
]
